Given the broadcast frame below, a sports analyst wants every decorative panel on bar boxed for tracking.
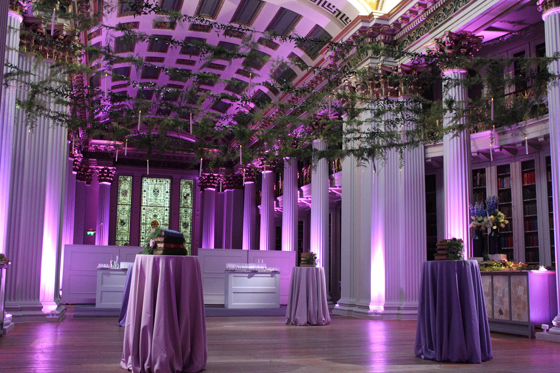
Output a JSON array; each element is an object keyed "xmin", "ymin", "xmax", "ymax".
[
  {"xmin": 140, "ymin": 177, "xmax": 171, "ymax": 245},
  {"xmin": 115, "ymin": 176, "xmax": 132, "ymax": 246},
  {"xmin": 179, "ymin": 179, "xmax": 194, "ymax": 252}
]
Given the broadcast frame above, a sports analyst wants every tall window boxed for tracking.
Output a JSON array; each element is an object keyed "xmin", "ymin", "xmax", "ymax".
[
  {"xmin": 116, "ymin": 176, "xmax": 133, "ymax": 246},
  {"xmin": 140, "ymin": 178, "xmax": 171, "ymax": 245},
  {"xmin": 179, "ymin": 180, "xmax": 194, "ymax": 252}
]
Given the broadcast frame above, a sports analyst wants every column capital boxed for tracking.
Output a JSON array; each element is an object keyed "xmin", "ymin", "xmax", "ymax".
[
  {"xmin": 432, "ymin": 31, "xmax": 482, "ymax": 71},
  {"xmin": 539, "ymin": 0, "xmax": 560, "ymax": 16},
  {"xmin": 97, "ymin": 166, "xmax": 116, "ymax": 185},
  {"xmin": 241, "ymin": 167, "xmax": 260, "ymax": 184},
  {"xmin": 76, "ymin": 164, "xmax": 94, "ymax": 184},
  {"xmin": 198, "ymin": 173, "xmax": 220, "ymax": 190},
  {"xmin": 223, "ymin": 174, "xmax": 243, "ymax": 190}
]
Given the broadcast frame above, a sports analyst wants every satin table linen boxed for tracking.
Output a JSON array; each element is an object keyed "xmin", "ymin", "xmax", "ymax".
[
  {"xmin": 414, "ymin": 260, "xmax": 493, "ymax": 363},
  {"xmin": 120, "ymin": 255, "xmax": 207, "ymax": 373},
  {"xmin": 285, "ymin": 267, "xmax": 331, "ymax": 326}
]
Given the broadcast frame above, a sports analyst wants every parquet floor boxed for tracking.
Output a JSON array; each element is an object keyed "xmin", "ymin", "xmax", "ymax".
[{"xmin": 1, "ymin": 306, "xmax": 560, "ymax": 372}]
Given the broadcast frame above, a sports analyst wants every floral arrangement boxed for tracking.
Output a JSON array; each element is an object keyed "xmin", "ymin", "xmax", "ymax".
[
  {"xmin": 0, "ymin": 253, "xmax": 10, "ymax": 264},
  {"xmin": 437, "ymin": 238, "xmax": 464, "ymax": 260},
  {"xmin": 485, "ymin": 195, "xmax": 509, "ymax": 229},
  {"xmin": 142, "ymin": 227, "xmax": 162, "ymax": 255},
  {"xmin": 479, "ymin": 259, "xmax": 554, "ymax": 271},
  {"xmin": 469, "ymin": 195, "xmax": 509, "ymax": 230},
  {"xmin": 469, "ymin": 201, "xmax": 489, "ymax": 230}
]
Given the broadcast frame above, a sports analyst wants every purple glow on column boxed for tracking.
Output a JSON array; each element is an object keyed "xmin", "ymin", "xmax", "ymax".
[
  {"xmin": 242, "ymin": 181, "xmax": 256, "ymax": 250},
  {"xmin": 370, "ymin": 226, "xmax": 386, "ymax": 311},
  {"xmin": 201, "ymin": 188, "xmax": 216, "ymax": 249},
  {"xmin": 260, "ymin": 170, "xmax": 274, "ymax": 251}
]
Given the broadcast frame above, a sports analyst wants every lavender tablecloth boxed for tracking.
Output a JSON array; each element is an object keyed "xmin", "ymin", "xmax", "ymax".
[
  {"xmin": 118, "ymin": 266, "xmax": 133, "ymax": 327},
  {"xmin": 285, "ymin": 267, "xmax": 331, "ymax": 326},
  {"xmin": 120, "ymin": 255, "xmax": 207, "ymax": 373},
  {"xmin": 414, "ymin": 260, "xmax": 493, "ymax": 363}
]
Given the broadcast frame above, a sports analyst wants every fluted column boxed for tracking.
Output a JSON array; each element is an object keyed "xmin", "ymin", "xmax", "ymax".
[
  {"xmin": 382, "ymin": 147, "xmax": 402, "ymax": 316},
  {"xmin": 353, "ymin": 108, "xmax": 375, "ymax": 317},
  {"xmin": 334, "ymin": 120, "xmax": 358, "ymax": 315},
  {"xmin": 95, "ymin": 167, "xmax": 115, "ymax": 246},
  {"xmin": 5, "ymin": 55, "xmax": 67, "ymax": 322},
  {"xmin": 310, "ymin": 140, "xmax": 329, "ymax": 268},
  {"xmin": 0, "ymin": 11, "xmax": 22, "ymax": 258},
  {"xmin": 539, "ymin": 0, "xmax": 560, "ymax": 336},
  {"xmin": 260, "ymin": 170, "xmax": 275, "ymax": 250},
  {"xmin": 399, "ymin": 98, "xmax": 426, "ymax": 315},
  {"xmin": 442, "ymin": 68, "xmax": 471, "ymax": 254},
  {"xmin": 434, "ymin": 32, "xmax": 481, "ymax": 256},
  {"xmin": 199, "ymin": 173, "xmax": 220, "ymax": 249},
  {"xmin": 242, "ymin": 179, "xmax": 257, "ymax": 250},
  {"xmin": 281, "ymin": 158, "xmax": 298, "ymax": 251}
]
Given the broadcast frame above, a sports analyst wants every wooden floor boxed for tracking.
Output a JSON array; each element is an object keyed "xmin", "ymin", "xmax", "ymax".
[{"xmin": 1, "ymin": 306, "xmax": 560, "ymax": 372}]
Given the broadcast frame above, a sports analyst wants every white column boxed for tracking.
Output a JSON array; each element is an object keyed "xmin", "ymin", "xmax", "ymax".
[
  {"xmin": 281, "ymin": 158, "xmax": 298, "ymax": 251},
  {"xmin": 334, "ymin": 122, "xmax": 358, "ymax": 315},
  {"xmin": 399, "ymin": 98, "xmax": 426, "ymax": 317},
  {"xmin": 541, "ymin": 2, "xmax": 560, "ymax": 336},
  {"xmin": 442, "ymin": 69, "xmax": 471, "ymax": 254},
  {"xmin": 310, "ymin": 140, "xmax": 329, "ymax": 270},
  {"xmin": 95, "ymin": 184, "xmax": 111, "ymax": 246},
  {"xmin": 5, "ymin": 55, "xmax": 67, "ymax": 322},
  {"xmin": 260, "ymin": 170, "xmax": 275, "ymax": 250},
  {"xmin": 0, "ymin": 11, "xmax": 22, "ymax": 258},
  {"xmin": 381, "ymin": 147, "xmax": 402, "ymax": 317},
  {"xmin": 201, "ymin": 188, "xmax": 216, "ymax": 249},
  {"xmin": 242, "ymin": 181, "xmax": 256, "ymax": 250}
]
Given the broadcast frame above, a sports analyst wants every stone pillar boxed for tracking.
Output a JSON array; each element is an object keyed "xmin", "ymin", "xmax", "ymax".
[
  {"xmin": 334, "ymin": 118, "xmax": 358, "ymax": 315},
  {"xmin": 5, "ymin": 55, "xmax": 67, "ymax": 322},
  {"xmin": 310, "ymin": 140, "xmax": 329, "ymax": 271},
  {"xmin": 538, "ymin": 0, "xmax": 560, "ymax": 338},
  {"xmin": 260, "ymin": 170, "xmax": 275, "ymax": 250},
  {"xmin": 242, "ymin": 169, "xmax": 258, "ymax": 250},
  {"xmin": 199, "ymin": 173, "xmax": 219, "ymax": 249},
  {"xmin": 282, "ymin": 158, "xmax": 298, "ymax": 251},
  {"xmin": 0, "ymin": 10, "xmax": 22, "ymax": 258},
  {"xmin": 222, "ymin": 175, "xmax": 243, "ymax": 249},
  {"xmin": 442, "ymin": 68, "xmax": 471, "ymax": 251},
  {"xmin": 436, "ymin": 32, "xmax": 482, "ymax": 256},
  {"xmin": 398, "ymin": 97, "xmax": 426, "ymax": 316},
  {"xmin": 95, "ymin": 167, "xmax": 115, "ymax": 246}
]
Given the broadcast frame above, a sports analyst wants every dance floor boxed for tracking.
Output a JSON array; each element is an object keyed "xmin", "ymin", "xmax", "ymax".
[{"xmin": 1, "ymin": 305, "xmax": 560, "ymax": 372}]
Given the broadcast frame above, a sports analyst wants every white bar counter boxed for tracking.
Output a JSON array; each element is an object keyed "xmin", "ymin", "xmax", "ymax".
[{"xmin": 224, "ymin": 270, "xmax": 280, "ymax": 309}]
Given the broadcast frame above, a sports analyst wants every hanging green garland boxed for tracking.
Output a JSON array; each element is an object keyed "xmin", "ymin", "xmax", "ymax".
[{"xmin": 7, "ymin": 0, "xmax": 560, "ymax": 169}]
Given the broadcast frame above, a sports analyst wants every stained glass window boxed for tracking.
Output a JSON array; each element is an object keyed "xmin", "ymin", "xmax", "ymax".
[
  {"xmin": 116, "ymin": 176, "xmax": 132, "ymax": 246},
  {"xmin": 179, "ymin": 179, "xmax": 194, "ymax": 253},
  {"xmin": 140, "ymin": 177, "xmax": 171, "ymax": 245}
]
